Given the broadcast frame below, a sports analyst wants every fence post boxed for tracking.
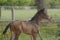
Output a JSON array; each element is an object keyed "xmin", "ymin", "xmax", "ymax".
[
  {"xmin": 11, "ymin": 7, "xmax": 15, "ymax": 21},
  {"xmin": 0, "ymin": 6, "xmax": 1, "ymax": 19}
]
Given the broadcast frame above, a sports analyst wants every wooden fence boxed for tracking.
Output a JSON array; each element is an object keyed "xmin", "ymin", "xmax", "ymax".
[{"xmin": 0, "ymin": 6, "xmax": 18, "ymax": 21}]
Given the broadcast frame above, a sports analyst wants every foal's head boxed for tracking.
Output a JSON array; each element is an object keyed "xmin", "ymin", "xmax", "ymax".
[{"xmin": 38, "ymin": 8, "xmax": 52, "ymax": 21}]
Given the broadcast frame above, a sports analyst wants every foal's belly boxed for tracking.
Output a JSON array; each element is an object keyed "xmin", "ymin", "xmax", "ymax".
[
  {"xmin": 20, "ymin": 26, "xmax": 38, "ymax": 35},
  {"xmin": 21, "ymin": 26, "xmax": 33, "ymax": 35},
  {"xmin": 23, "ymin": 30, "xmax": 32, "ymax": 35}
]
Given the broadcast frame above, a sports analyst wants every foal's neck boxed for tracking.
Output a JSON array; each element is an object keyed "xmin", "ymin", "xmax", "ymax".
[
  {"xmin": 30, "ymin": 18, "xmax": 41, "ymax": 25},
  {"xmin": 29, "ymin": 10, "xmax": 42, "ymax": 25},
  {"xmin": 29, "ymin": 15, "xmax": 41, "ymax": 25}
]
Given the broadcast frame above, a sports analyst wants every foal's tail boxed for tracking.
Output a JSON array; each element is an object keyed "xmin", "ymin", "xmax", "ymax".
[{"xmin": 3, "ymin": 23, "xmax": 11, "ymax": 35}]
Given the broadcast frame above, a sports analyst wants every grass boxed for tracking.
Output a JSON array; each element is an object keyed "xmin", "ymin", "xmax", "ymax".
[
  {"xmin": 1, "ymin": 9, "xmax": 60, "ymax": 20},
  {"xmin": 0, "ymin": 9, "xmax": 60, "ymax": 40},
  {"xmin": 1, "ymin": 9, "xmax": 37, "ymax": 20}
]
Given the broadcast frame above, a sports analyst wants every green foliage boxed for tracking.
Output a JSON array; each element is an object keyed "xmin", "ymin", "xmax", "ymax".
[
  {"xmin": 46, "ymin": 0, "xmax": 60, "ymax": 8},
  {"xmin": 0, "ymin": 0, "xmax": 60, "ymax": 8},
  {"xmin": 0, "ymin": 0, "xmax": 7, "ymax": 6},
  {"xmin": 0, "ymin": 0, "xmax": 35, "ymax": 6}
]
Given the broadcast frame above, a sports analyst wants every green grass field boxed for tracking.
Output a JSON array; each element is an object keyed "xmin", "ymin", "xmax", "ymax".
[
  {"xmin": 0, "ymin": 9, "xmax": 60, "ymax": 40},
  {"xmin": 1, "ymin": 9, "xmax": 60, "ymax": 20}
]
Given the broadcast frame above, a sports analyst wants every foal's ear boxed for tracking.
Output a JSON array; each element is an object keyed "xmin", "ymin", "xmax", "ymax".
[{"xmin": 40, "ymin": 8, "xmax": 45, "ymax": 12}]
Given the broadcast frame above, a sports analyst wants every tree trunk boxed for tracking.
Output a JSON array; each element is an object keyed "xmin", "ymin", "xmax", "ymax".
[
  {"xmin": 0, "ymin": 6, "xmax": 1, "ymax": 19},
  {"xmin": 35, "ymin": 0, "xmax": 47, "ymax": 13}
]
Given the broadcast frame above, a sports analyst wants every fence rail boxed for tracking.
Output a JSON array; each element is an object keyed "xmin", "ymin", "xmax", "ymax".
[{"xmin": 0, "ymin": 19, "xmax": 60, "ymax": 22}]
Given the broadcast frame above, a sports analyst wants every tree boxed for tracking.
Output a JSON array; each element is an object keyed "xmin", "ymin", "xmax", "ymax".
[{"xmin": 35, "ymin": 0, "xmax": 47, "ymax": 13}]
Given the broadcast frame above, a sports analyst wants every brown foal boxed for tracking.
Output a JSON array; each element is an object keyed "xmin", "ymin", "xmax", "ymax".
[{"xmin": 3, "ymin": 8, "xmax": 51, "ymax": 40}]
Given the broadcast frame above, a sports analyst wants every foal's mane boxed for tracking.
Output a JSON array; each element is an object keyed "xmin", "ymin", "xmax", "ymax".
[{"xmin": 29, "ymin": 8, "xmax": 44, "ymax": 21}]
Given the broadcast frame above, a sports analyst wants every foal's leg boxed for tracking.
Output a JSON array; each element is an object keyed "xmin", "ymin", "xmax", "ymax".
[
  {"xmin": 31, "ymin": 35, "xmax": 33, "ymax": 40},
  {"xmin": 10, "ymin": 32, "xmax": 20, "ymax": 40},
  {"xmin": 32, "ymin": 33, "xmax": 37, "ymax": 40},
  {"xmin": 10, "ymin": 32, "xmax": 15, "ymax": 40},
  {"xmin": 38, "ymin": 31, "xmax": 43, "ymax": 40},
  {"xmin": 14, "ymin": 33, "xmax": 20, "ymax": 40}
]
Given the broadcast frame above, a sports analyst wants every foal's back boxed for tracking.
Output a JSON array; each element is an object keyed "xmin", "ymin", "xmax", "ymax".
[{"xmin": 10, "ymin": 21, "xmax": 39, "ymax": 35}]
